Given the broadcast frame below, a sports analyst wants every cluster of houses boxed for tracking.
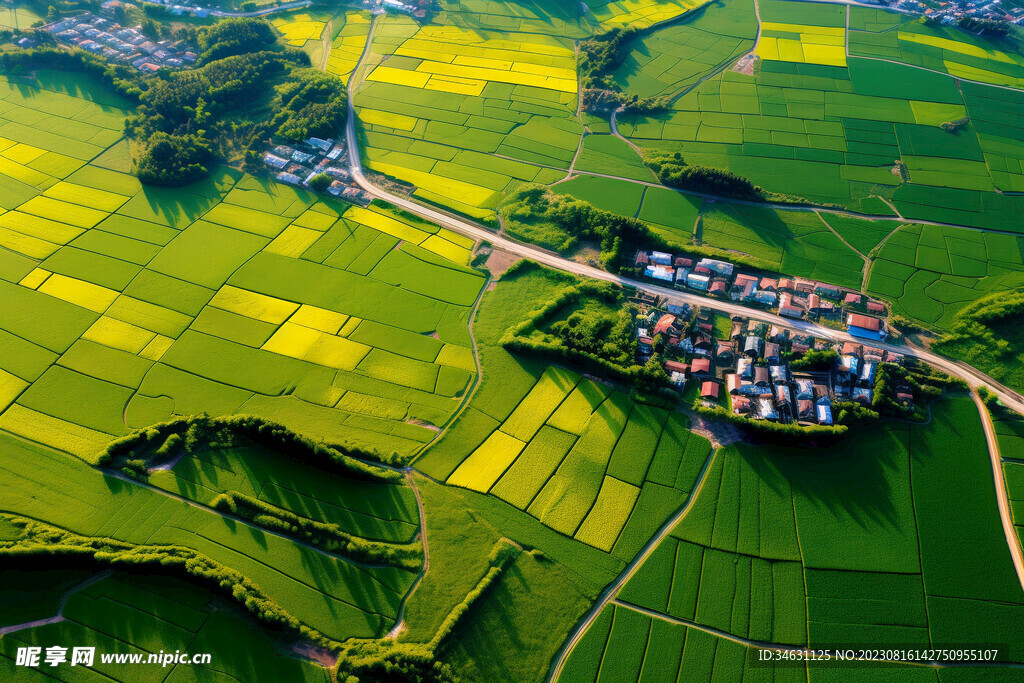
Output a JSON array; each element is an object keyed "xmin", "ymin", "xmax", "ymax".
[
  {"xmin": 635, "ymin": 250, "xmax": 888, "ymax": 341},
  {"xmin": 366, "ymin": 0, "xmax": 433, "ymax": 19},
  {"xmin": 633, "ymin": 298, "xmax": 907, "ymax": 426},
  {"xmin": 45, "ymin": 12, "xmax": 196, "ymax": 72},
  {"xmin": 263, "ymin": 138, "xmax": 369, "ymax": 203},
  {"xmin": 892, "ymin": 0, "xmax": 1024, "ymax": 26}
]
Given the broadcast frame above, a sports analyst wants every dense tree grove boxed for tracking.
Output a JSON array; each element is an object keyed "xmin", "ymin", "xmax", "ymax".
[
  {"xmin": 645, "ymin": 153, "xmax": 762, "ymax": 200},
  {"xmin": 499, "ymin": 186, "xmax": 659, "ymax": 267},
  {"xmin": 932, "ymin": 288, "xmax": 1024, "ymax": 381},
  {"xmin": 53, "ymin": 17, "xmax": 352, "ymax": 187},
  {"xmin": 578, "ymin": 26, "xmax": 670, "ymax": 114},
  {"xmin": 549, "ymin": 309, "xmax": 636, "ymax": 367},
  {"xmin": 196, "ymin": 17, "xmax": 278, "ymax": 63}
]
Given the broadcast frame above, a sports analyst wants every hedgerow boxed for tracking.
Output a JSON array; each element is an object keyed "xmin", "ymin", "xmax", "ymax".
[
  {"xmin": 0, "ymin": 515, "xmax": 339, "ymax": 650},
  {"xmin": 100, "ymin": 414, "xmax": 402, "ymax": 483},
  {"xmin": 211, "ymin": 491, "xmax": 423, "ymax": 571}
]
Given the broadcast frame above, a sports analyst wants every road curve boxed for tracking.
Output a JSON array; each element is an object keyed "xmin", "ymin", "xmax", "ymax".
[{"xmin": 976, "ymin": 392, "xmax": 1024, "ymax": 589}]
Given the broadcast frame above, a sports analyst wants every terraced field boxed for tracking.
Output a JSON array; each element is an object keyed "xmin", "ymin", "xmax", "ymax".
[
  {"xmin": 560, "ymin": 396, "xmax": 1024, "ymax": 679},
  {"xmin": 0, "ymin": 73, "xmax": 484, "ymax": 464}
]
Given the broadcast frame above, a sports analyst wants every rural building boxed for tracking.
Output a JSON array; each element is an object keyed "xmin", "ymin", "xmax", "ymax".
[
  {"xmin": 815, "ymin": 397, "xmax": 833, "ymax": 425},
  {"xmin": 645, "ymin": 264, "xmax": 674, "ymax": 281},
  {"xmin": 847, "ymin": 313, "xmax": 885, "ymax": 340},
  {"xmin": 687, "ymin": 273, "xmax": 710, "ymax": 290},
  {"xmin": 696, "ymin": 258, "xmax": 734, "ymax": 277},
  {"xmin": 650, "ymin": 251, "xmax": 673, "ymax": 265},
  {"xmin": 691, "ymin": 358, "xmax": 712, "ymax": 375},
  {"xmin": 653, "ymin": 314, "xmax": 676, "ymax": 336},
  {"xmin": 778, "ymin": 293, "xmax": 802, "ymax": 319},
  {"xmin": 743, "ymin": 336, "xmax": 762, "ymax": 358},
  {"xmin": 700, "ymin": 381, "xmax": 720, "ymax": 399}
]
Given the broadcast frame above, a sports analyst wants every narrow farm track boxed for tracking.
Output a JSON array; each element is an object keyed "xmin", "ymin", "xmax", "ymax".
[
  {"xmin": 0, "ymin": 570, "xmax": 112, "ymax": 636},
  {"xmin": 546, "ymin": 447, "xmax": 718, "ymax": 682},
  {"xmin": 386, "ymin": 471, "xmax": 431, "ymax": 639}
]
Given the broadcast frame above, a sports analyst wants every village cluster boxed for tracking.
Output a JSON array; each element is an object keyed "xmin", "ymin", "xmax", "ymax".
[
  {"xmin": 632, "ymin": 293, "xmax": 909, "ymax": 426},
  {"xmin": 262, "ymin": 137, "xmax": 370, "ymax": 203},
  {"xmin": 895, "ymin": 0, "xmax": 1024, "ymax": 25},
  {"xmin": 44, "ymin": 7, "xmax": 196, "ymax": 72},
  {"xmin": 634, "ymin": 250, "xmax": 888, "ymax": 341}
]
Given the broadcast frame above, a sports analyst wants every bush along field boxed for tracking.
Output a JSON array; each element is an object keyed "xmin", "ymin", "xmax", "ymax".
[{"xmin": 559, "ymin": 395, "xmax": 1024, "ymax": 680}]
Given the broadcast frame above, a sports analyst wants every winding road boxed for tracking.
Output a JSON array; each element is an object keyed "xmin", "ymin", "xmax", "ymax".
[{"xmin": 342, "ymin": 16, "xmax": 1024, "ymax": 679}]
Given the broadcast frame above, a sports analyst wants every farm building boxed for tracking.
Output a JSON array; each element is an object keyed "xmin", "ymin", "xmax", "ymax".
[
  {"xmin": 644, "ymin": 264, "xmax": 674, "ymax": 282},
  {"xmin": 687, "ymin": 273, "xmax": 710, "ymax": 290},
  {"xmin": 696, "ymin": 258, "xmax": 734, "ymax": 277},
  {"xmin": 700, "ymin": 381, "xmax": 720, "ymax": 399},
  {"xmin": 847, "ymin": 313, "xmax": 885, "ymax": 340}
]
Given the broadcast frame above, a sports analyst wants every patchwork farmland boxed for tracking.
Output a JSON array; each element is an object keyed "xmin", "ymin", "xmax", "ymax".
[{"xmin": 3, "ymin": 0, "xmax": 1024, "ymax": 680}]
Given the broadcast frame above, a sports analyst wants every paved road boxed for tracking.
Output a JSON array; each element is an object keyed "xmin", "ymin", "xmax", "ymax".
[{"xmin": 206, "ymin": 0, "xmax": 311, "ymax": 17}]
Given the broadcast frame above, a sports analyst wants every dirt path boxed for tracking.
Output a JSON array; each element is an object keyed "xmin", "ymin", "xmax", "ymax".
[
  {"xmin": 546, "ymin": 446, "xmax": 718, "ymax": 682},
  {"xmin": 975, "ymin": 391, "xmax": 1024, "ymax": 593},
  {"xmin": 0, "ymin": 570, "xmax": 112, "ymax": 636},
  {"xmin": 386, "ymin": 470, "xmax": 431, "ymax": 639}
]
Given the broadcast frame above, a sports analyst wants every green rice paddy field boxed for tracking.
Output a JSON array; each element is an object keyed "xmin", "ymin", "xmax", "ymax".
[
  {"xmin": 417, "ymin": 266, "xmax": 714, "ymax": 562},
  {"xmin": 0, "ymin": 71, "xmax": 485, "ymax": 466},
  {"xmin": 560, "ymin": 396, "xmax": 1024, "ymax": 680},
  {"xmin": 614, "ymin": 1, "xmax": 1024, "ymax": 227}
]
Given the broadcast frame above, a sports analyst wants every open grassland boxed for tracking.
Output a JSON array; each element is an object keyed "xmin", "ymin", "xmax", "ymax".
[
  {"xmin": 0, "ymin": 75, "xmax": 485, "ymax": 464},
  {"xmin": 0, "ymin": 571, "xmax": 332, "ymax": 681},
  {"xmin": 357, "ymin": 17, "xmax": 580, "ymax": 219},
  {"xmin": 866, "ymin": 223, "xmax": 1024, "ymax": 329},
  {"xmin": 417, "ymin": 266, "xmax": 712, "ymax": 559},
  {"xmin": 614, "ymin": 2, "xmax": 1024, "ymax": 225},
  {"xmin": 560, "ymin": 395, "xmax": 1024, "ymax": 680}
]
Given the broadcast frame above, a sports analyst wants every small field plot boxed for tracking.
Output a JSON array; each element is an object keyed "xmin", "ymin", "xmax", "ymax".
[
  {"xmin": 441, "ymin": 366, "xmax": 711, "ymax": 558},
  {"xmin": 616, "ymin": 11, "xmax": 1024, "ymax": 221},
  {"xmin": 271, "ymin": 11, "xmax": 326, "ymax": 47},
  {"xmin": 585, "ymin": 396, "xmax": 1024, "ymax": 670},
  {"xmin": 700, "ymin": 204, "xmax": 865, "ymax": 288},
  {"xmin": 552, "ymin": 175, "xmax": 646, "ymax": 218},
  {"xmin": 849, "ymin": 10, "xmax": 1024, "ymax": 89},
  {"xmin": 557, "ymin": 604, "xmax": 815, "ymax": 682},
  {"xmin": 867, "ymin": 224, "xmax": 1024, "ymax": 329},
  {"xmin": 325, "ymin": 10, "xmax": 374, "ymax": 82},
  {"xmin": 610, "ymin": 0, "xmax": 757, "ymax": 99},
  {"xmin": 572, "ymin": 134, "xmax": 655, "ymax": 182},
  {"xmin": 998, "ymin": 408, "xmax": 1024, "ymax": 548},
  {"xmin": 356, "ymin": 22, "xmax": 582, "ymax": 218}
]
